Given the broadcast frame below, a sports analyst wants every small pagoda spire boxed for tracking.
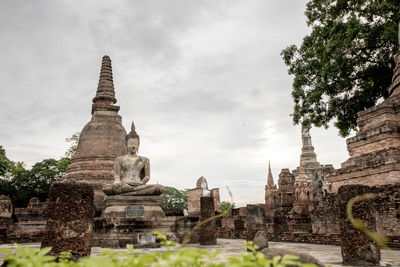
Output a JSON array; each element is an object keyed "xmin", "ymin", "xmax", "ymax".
[
  {"xmin": 388, "ymin": 21, "xmax": 400, "ymax": 96},
  {"xmin": 300, "ymin": 126, "xmax": 317, "ymax": 162},
  {"xmin": 296, "ymin": 160, "xmax": 308, "ymax": 183},
  {"xmin": 92, "ymin": 55, "xmax": 117, "ymax": 105},
  {"xmin": 267, "ymin": 161, "xmax": 275, "ymax": 187},
  {"xmin": 91, "ymin": 55, "xmax": 120, "ymax": 114}
]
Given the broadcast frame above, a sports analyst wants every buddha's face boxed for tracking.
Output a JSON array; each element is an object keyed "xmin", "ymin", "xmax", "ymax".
[{"xmin": 127, "ymin": 138, "xmax": 139, "ymax": 154}]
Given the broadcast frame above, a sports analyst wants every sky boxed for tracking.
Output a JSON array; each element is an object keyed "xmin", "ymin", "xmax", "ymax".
[{"xmin": 0, "ymin": 0, "xmax": 350, "ymax": 206}]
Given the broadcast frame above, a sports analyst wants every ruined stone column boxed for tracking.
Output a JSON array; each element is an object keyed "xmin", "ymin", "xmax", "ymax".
[
  {"xmin": 199, "ymin": 196, "xmax": 216, "ymax": 245},
  {"xmin": 41, "ymin": 181, "xmax": 94, "ymax": 257},
  {"xmin": 246, "ymin": 205, "xmax": 268, "ymax": 241},
  {"xmin": 0, "ymin": 196, "xmax": 12, "ymax": 243},
  {"xmin": 338, "ymin": 184, "xmax": 380, "ymax": 266}
]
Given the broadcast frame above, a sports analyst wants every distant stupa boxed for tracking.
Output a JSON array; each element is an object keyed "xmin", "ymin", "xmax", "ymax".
[{"xmin": 63, "ymin": 56, "xmax": 127, "ymax": 212}]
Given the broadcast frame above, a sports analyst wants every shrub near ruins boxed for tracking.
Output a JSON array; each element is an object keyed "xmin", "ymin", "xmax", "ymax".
[{"xmin": 2, "ymin": 233, "xmax": 318, "ymax": 267}]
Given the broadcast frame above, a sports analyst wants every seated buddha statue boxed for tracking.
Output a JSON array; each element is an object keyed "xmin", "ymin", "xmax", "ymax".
[{"xmin": 102, "ymin": 122, "xmax": 164, "ymax": 196}]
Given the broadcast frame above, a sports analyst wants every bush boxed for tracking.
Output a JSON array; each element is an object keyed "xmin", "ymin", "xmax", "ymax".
[
  {"xmin": 1, "ymin": 233, "xmax": 318, "ymax": 267},
  {"xmin": 161, "ymin": 186, "xmax": 188, "ymax": 209}
]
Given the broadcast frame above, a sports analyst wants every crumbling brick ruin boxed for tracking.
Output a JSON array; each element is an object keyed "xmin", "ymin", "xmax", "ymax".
[
  {"xmin": 187, "ymin": 176, "xmax": 221, "ymax": 216},
  {"xmin": 1, "ymin": 197, "xmax": 47, "ymax": 243},
  {"xmin": 254, "ymin": 46, "xmax": 400, "ymax": 246},
  {"xmin": 218, "ymin": 45, "xmax": 400, "ymax": 245},
  {"xmin": 3, "ymin": 36, "xmax": 400, "ymax": 249}
]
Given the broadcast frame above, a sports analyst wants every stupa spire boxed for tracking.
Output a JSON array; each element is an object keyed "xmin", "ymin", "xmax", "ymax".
[
  {"xmin": 92, "ymin": 55, "xmax": 119, "ymax": 114},
  {"xmin": 300, "ymin": 127, "xmax": 318, "ymax": 164},
  {"xmin": 388, "ymin": 22, "xmax": 400, "ymax": 96},
  {"xmin": 296, "ymin": 163, "xmax": 308, "ymax": 183},
  {"xmin": 267, "ymin": 161, "xmax": 275, "ymax": 186}
]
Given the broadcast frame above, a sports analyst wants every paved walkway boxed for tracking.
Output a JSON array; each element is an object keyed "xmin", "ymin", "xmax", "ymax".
[{"xmin": 1, "ymin": 239, "xmax": 399, "ymax": 266}]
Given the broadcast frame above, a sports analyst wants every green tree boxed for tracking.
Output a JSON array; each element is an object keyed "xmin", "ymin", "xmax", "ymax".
[
  {"xmin": 161, "ymin": 186, "xmax": 188, "ymax": 209},
  {"xmin": 0, "ymin": 145, "xmax": 13, "ymax": 178},
  {"xmin": 28, "ymin": 159, "xmax": 66, "ymax": 201},
  {"xmin": 57, "ymin": 157, "xmax": 71, "ymax": 173},
  {"xmin": 0, "ymin": 144, "xmax": 71, "ymax": 207},
  {"xmin": 281, "ymin": 0, "xmax": 399, "ymax": 136},
  {"xmin": 65, "ymin": 132, "xmax": 80, "ymax": 158},
  {"xmin": 220, "ymin": 201, "xmax": 235, "ymax": 213},
  {"xmin": 0, "ymin": 158, "xmax": 68, "ymax": 207},
  {"xmin": 7, "ymin": 163, "xmax": 31, "ymax": 208}
]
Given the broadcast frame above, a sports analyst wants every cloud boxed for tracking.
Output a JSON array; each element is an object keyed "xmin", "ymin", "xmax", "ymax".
[{"xmin": 0, "ymin": 0, "xmax": 349, "ymax": 206}]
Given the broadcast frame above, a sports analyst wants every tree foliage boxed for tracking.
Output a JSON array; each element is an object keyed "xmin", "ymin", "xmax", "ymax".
[
  {"xmin": 0, "ymin": 146, "xmax": 13, "ymax": 178},
  {"xmin": 161, "ymin": 186, "xmax": 188, "ymax": 209},
  {"xmin": 65, "ymin": 132, "xmax": 80, "ymax": 158},
  {"xmin": 0, "ymin": 157, "xmax": 68, "ymax": 208},
  {"xmin": 0, "ymin": 133, "xmax": 75, "ymax": 207},
  {"xmin": 220, "ymin": 201, "xmax": 235, "ymax": 213},
  {"xmin": 281, "ymin": 0, "xmax": 399, "ymax": 136}
]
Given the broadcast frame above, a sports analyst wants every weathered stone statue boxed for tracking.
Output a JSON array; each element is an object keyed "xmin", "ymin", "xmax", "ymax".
[
  {"xmin": 0, "ymin": 196, "xmax": 12, "ymax": 218},
  {"xmin": 102, "ymin": 122, "xmax": 164, "ymax": 196}
]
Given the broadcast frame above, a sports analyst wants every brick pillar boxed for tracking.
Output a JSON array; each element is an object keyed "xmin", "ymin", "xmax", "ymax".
[
  {"xmin": 41, "ymin": 181, "xmax": 94, "ymax": 257},
  {"xmin": 338, "ymin": 185, "xmax": 380, "ymax": 266},
  {"xmin": 246, "ymin": 205, "xmax": 267, "ymax": 241},
  {"xmin": 199, "ymin": 196, "xmax": 216, "ymax": 245}
]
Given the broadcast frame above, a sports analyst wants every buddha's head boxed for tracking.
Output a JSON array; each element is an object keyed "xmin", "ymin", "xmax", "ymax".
[
  {"xmin": 126, "ymin": 121, "xmax": 140, "ymax": 154},
  {"xmin": 127, "ymin": 137, "xmax": 139, "ymax": 154}
]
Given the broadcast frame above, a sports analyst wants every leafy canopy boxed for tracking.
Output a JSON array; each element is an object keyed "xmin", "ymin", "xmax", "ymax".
[
  {"xmin": 161, "ymin": 186, "xmax": 188, "ymax": 209},
  {"xmin": 281, "ymin": 0, "xmax": 399, "ymax": 136},
  {"xmin": 65, "ymin": 132, "xmax": 80, "ymax": 158},
  {"xmin": 0, "ymin": 156, "xmax": 69, "ymax": 208},
  {"xmin": 0, "ymin": 146, "xmax": 13, "ymax": 177},
  {"xmin": 0, "ymin": 132, "xmax": 77, "ymax": 207}
]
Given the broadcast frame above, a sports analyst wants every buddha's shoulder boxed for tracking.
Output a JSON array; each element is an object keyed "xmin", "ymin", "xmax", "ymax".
[
  {"xmin": 115, "ymin": 155, "xmax": 129, "ymax": 161},
  {"xmin": 138, "ymin": 155, "xmax": 149, "ymax": 162}
]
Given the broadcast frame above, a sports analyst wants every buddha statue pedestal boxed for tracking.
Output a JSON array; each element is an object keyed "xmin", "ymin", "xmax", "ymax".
[
  {"xmin": 92, "ymin": 123, "xmax": 196, "ymax": 248},
  {"xmin": 102, "ymin": 195, "xmax": 164, "ymax": 218},
  {"xmin": 92, "ymin": 194, "xmax": 176, "ymax": 248}
]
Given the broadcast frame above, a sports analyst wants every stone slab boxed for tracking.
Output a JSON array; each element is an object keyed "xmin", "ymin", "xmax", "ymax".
[
  {"xmin": 102, "ymin": 204, "xmax": 164, "ymax": 218},
  {"xmin": 105, "ymin": 195, "xmax": 162, "ymax": 206}
]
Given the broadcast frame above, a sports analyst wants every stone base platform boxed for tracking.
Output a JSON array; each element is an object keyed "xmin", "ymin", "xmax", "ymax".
[
  {"xmin": 92, "ymin": 216, "xmax": 175, "ymax": 248},
  {"xmin": 102, "ymin": 195, "xmax": 164, "ymax": 218},
  {"xmin": 0, "ymin": 218, "xmax": 13, "ymax": 243},
  {"xmin": 6, "ymin": 221, "xmax": 46, "ymax": 243},
  {"xmin": 92, "ymin": 195, "xmax": 198, "ymax": 248}
]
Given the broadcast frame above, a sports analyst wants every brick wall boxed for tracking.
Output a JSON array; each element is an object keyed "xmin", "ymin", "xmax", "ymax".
[
  {"xmin": 187, "ymin": 188, "xmax": 202, "ymax": 216},
  {"xmin": 218, "ymin": 183, "xmax": 400, "ymax": 248}
]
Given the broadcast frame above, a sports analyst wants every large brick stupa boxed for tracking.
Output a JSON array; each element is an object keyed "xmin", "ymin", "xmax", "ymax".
[{"xmin": 63, "ymin": 56, "xmax": 127, "ymax": 212}]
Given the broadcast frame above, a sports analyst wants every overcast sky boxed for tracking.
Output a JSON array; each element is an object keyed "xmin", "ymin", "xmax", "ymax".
[{"xmin": 0, "ymin": 0, "xmax": 350, "ymax": 206}]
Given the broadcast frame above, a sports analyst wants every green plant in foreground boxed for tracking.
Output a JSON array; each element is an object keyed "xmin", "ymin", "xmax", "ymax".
[
  {"xmin": 1, "ymin": 235, "xmax": 318, "ymax": 267},
  {"xmin": 220, "ymin": 201, "xmax": 235, "ymax": 213}
]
